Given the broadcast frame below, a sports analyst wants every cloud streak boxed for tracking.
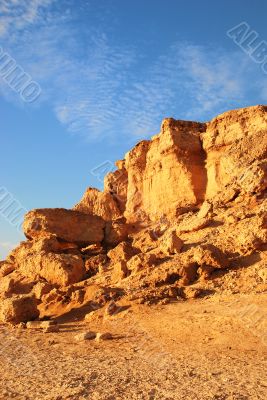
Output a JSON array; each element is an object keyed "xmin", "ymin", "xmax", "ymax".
[
  {"xmin": 0, "ymin": 0, "xmax": 54, "ymax": 37},
  {"xmin": 0, "ymin": 1, "xmax": 263, "ymax": 142}
]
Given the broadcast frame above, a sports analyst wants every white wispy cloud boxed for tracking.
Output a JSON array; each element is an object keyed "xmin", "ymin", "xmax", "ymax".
[
  {"xmin": 0, "ymin": 1, "xmax": 262, "ymax": 142},
  {"xmin": 113, "ymin": 43, "xmax": 250, "ymax": 139},
  {"xmin": 0, "ymin": 0, "xmax": 54, "ymax": 37}
]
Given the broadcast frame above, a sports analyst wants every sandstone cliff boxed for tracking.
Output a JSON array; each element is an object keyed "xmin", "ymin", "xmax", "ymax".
[
  {"xmin": 0, "ymin": 105, "xmax": 266, "ymax": 323},
  {"xmin": 76, "ymin": 105, "xmax": 267, "ymax": 220}
]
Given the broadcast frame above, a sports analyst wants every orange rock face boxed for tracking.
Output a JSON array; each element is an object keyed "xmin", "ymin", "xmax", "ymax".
[
  {"xmin": 24, "ymin": 208, "xmax": 105, "ymax": 245},
  {"xmin": 74, "ymin": 188, "xmax": 122, "ymax": 221},
  {"xmin": 125, "ymin": 119, "xmax": 207, "ymax": 222},
  {"xmin": 203, "ymin": 105, "xmax": 267, "ymax": 203},
  {"xmin": 0, "ymin": 295, "xmax": 39, "ymax": 324},
  {"xmin": 104, "ymin": 160, "xmax": 128, "ymax": 213},
  {"xmin": 100, "ymin": 104, "xmax": 267, "ymax": 222},
  {"xmin": 8, "ymin": 239, "xmax": 86, "ymax": 286},
  {"xmin": 1, "ymin": 105, "xmax": 267, "ymax": 322}
]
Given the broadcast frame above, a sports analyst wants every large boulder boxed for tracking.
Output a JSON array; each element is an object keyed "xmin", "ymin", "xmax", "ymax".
[
  {"xmin": 74, "ymin": 187, "xmax": 122, "ymax": 221},
  {"xmin": 8, "ymin": 235, "xmax": 79, "ymax": 262},
  {"xmin": 0, "ymin": 295, "xmax": 39, "ymax": 324},
  {"xmin": 21, "ymin": 252, "xmax": 85, "ymax": 286},
  {"xmin": 104, "ymin": 218, "xmax": 129, "ymax": 246},
  {"xmin": 8, "ymin": 240, "xmax": 86, "ymax": 286},
  {"xmin": 23, "ymin": 208, "xmax": 105, "ymax": 245}
]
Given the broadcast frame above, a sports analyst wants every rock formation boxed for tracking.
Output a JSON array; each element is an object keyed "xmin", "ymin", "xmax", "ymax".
[{"xmin": 0, "ymin": 105, "xmax": 267, "ymax": 323}]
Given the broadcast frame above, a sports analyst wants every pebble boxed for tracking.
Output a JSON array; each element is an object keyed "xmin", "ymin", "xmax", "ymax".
[
  {"xmin": 105, "ymin": 301, "xmax": 119, "ymax": 316},
  {"xmin": 44, "ymin": 325, "xmax": 60, "ymax": 333},
  {"xmin": 95, "ymin": 332, "xmax": 113, "ymax": 341},
  {"xmin": 26, "ymin": 321, "xmax": 44, "ymax": 329},
  {"xmin": 74, "ymin": 331, "xmax": 96, "ymax": 341}
]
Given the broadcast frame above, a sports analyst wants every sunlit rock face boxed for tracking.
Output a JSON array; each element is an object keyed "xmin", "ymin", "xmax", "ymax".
[
  {"xmin": 124, "ymin": 118, "xmax": 207, "ymax": 222},
  {"xmin": 203, "ymin": 105, "xmax": 267, "ymax": 203},
  {"xmin": 23, "ymin": 208, "xmax": 105, "ymax": 245},
  {"xmin": 1, "ymin": 105, "xmax": 267, "ymax": 323}
]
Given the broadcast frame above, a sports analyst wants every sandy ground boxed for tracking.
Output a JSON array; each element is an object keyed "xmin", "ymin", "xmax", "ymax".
[{"xmin": 0, "ymin": 293, "xmax": 266, "ymax": 400}]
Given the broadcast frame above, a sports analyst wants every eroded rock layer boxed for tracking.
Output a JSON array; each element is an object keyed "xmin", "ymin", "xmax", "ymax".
[{"xmin": 1, "ymin": 105, "xmax": 267, "ymax": 323}]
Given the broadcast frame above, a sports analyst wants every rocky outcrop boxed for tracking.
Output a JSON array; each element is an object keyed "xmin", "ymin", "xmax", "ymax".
[
  {"xmin": 1, "ymin": 105, "xmax": 267, "ymax": 322},
  {"xmin": 203, "ymin": 105, "xmax": 267, "ymax": 203},
  {"xmin": 100, "ymin": 105, "xmax": 266, "ymax": 222},
  {"xmin": 124, "ymin": 119, "xmax": 207, "ymax": 222},
  {"xmin": 75, "ymin": 105, "xmax": 267, "ymax": 225}
]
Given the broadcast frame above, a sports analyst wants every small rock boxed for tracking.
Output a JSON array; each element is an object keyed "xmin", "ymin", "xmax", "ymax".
[
  {"xmin": 84, "ymin": 310, "xmax": 102, "ymax": 321},
  {"xmin": 40, "ymin": 320, "xmax": 57, "ymax": 328},
  {"xmin": 225, "ymin": 215, "xmax": 237, "ymax": 224},
  {"xmin": 182, "ymin": 287, "xmax": 203, "ymax": 299},
  {"xmin": 159, "ymin": 230, "xmax": 183, "ymax": 255},
  {"xmin": 197, "ymin": 201, "xmax": 212, "ymax": 219},
  {"xmin": 32, "ymin": 281, "xmax": 54, "ymax": 300},
  {"xmin": 26, "ymin": 321, "xmax": 43, "ymax": 329},
  {"xmin": 158, "ymin": 298, "xmax": 170, "ymax": 305},
  {"xmin": 112, "ymin": 260, "xmax": 129, "ymax": 282},
  {"xmin": 137, "ymin": 298, "xmax": 145, "ymax": 304},
  {"xmin": 95, "ymin": 332, "xmax": 112, "ymax": 341},
  {"xmin": 26, "ymin": 320, "xmax": 57, "ymax": 330},
  {"xmin": 105, "ymin": 301, "xmax": 119, "ymax": 316},
  {"xmin": 178, "ymin": 217, "xmax": 211, "ymax": 234},
  {"xmin": 44, "ymin": 325, "xmax": 60, "ymax": 333},
  {"xmin": 74, "ymin": 331, "xmax": 96, "ymax": 341},
  {"xmin": 0, "ymin": 262, "xmax": 15, "ymax": 277}
]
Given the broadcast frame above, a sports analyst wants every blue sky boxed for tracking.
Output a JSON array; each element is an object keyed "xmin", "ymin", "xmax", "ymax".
[{"xmin": 0, "ymin": 0, "xmax": 267, "ymax": 258}]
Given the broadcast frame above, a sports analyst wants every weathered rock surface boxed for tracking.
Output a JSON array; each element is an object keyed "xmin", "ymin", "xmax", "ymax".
[
  {"xmin": 1, "ymin": 105, "xmax": 267, "ymax": 322},
  {"xmin": 158, "ymin": 230, "xmax": 183, "ymax": 255},
  {"xmin": 104, "ymin": 217, "xmax": 129, "ymax": 245},
  {"xmin": 104, "ymin": 160, "xmax": 128, "ymax": 213},
  {"xmin": 75, "ymin": 331, "xmax": 96, "ymax": 341},
  {"xmin": 24, "ymin": 208, "xmax": 105, "ymax": 245},
  {"xmin": 95, "ymin": 332, "xmax": 112, "ymax": 341},
  {"xmin": 0, "ymin": 295, "xmax": 39, "ymax": 324},
  {"xmin": 203, "ymin": 105, "xmax": 267, "ymax": 203},
  {"xmin": 8, "ymin": 239, "xmax": 86, "ymax": 286},
  {"xmin": 74, "ymin": 188, "xmax": 122, "ymax": 221},
  {"xmin": 0, "ymin": 262, "xmax": 15, "ymax": 277},
  {"xmin": 125, "ymin": 119, "xmax": 207, "ymax": 222}
]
